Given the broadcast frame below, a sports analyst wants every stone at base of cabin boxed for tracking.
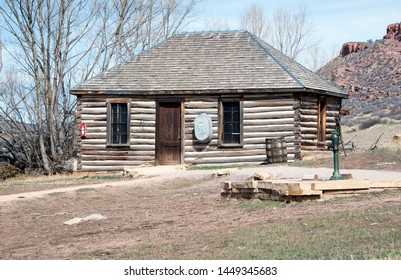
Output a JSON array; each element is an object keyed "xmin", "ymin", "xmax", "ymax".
[{"xmin": 123, "ymin": 168, "xmax": 139, "ymax": 178}]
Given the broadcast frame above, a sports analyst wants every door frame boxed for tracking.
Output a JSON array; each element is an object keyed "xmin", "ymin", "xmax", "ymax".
[{"xmin": 155, "ymin": 100, "xmax": 185, "ymax": 165}]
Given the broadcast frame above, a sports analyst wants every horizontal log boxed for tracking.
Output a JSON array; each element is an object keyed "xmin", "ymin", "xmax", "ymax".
[
  {"xmin": 85, "ymin": 121, "xmax": 107, "ymax": 127},
  {"xmin": 244, "ymin": 125, "xmax": 294, "ymax": 133},
  {"xmin": 81, "ymin": 160, "xmax": 153, "ymax": 167},
  {"xmin": 300, "ymin": 109, "xmax": 318, "ymax": 115},
  {"xmin": 83, "ymin": 133, "xmax": 107, "ymax": 139},
  {"xmin": 79, "ymin": 97, "xmax": 110, "ymax": 103},
  {"xmin": 185, "ymin": 155, "xmax": 268, "ymax": 164},
  {"xmin": 131, "ymin": 114, "xmax": 156, "ymax": 121},
  {"xmin": 301, "ymin": 140, "xmax": 318, "ymax": 146},
  {"xmin": 244, "ymin": 112, "xmax": 294, "ymax": 120},
  {"xmin": 128, "ymin": 144, "xmax": 155, "ymax": 151},
  {"xmin": 131, "ymin": 101, "xmax": 156, "ymax": 108},
  {"xmin": 81, "ymin": 139, "xmax": 107, "ymax": 144},
  {"xmin": 80, "ymin": 160, "xmax": 151, "ymax": 166},
  {"xmin": 80, "ymin": 145, "xmax": 107, "ymax": 150},
  {"xmin": 86, "ymin": 127, "xmax": 107, "ymax": 133},
  {"xmin": 326, "ymin": 111, "xmax": 340, "ymax": 117},
  {"xmin": 81, "ymin": 102, "xmax": 107, "ymax": 108},
  {"xmin": 185, "ymin": 100, "xmax": 217, "ymax": 107},
  {"xmin": 131, "ymin": 108, "xmax": 155, "ymax": 115},
  {"xmin": 185, "ymin": 108, "xmax": 217, "ymax": 115},
  {"xmin": 81, "ymin": 155, "xmax": 154, "ymax": 161},
  {"xmin": 132, "ymin": 127, "xmax": 155, "ymax": 133},
  {"xmin": 243, "ymin": 118, "xmax": 294, "ymax": 126},
  {"xmin": 300, "ymin": 104, "xmax": 318, "ymax": 110},
  {"xmin": 184, "ymin": 139, "xmax": 218, "ymax": 146},
  {"xmin": 243, "ymin": 131, "xmax": 296, "ymax": 138},
  {"xmin": 131, "ymin": 120, "xmax": 156, "ymax": 127},
  {"xmin": 81, "ymin": 108, "xmax": 107, "ymax": 114},
  {"xmin": 81, "ymin": 149, "xmax": 155, "ymax": 156},
  {"xmin": 185, "ymin": 115, "xmax": 218, "ymax": 122},
  {"xmin": 300, "ymin": 127, "xmax": 317, "ymax": 134},
  {"xmin": 244, "ymin": 137, "xmax": 296, "ymax": 145},
  {"xmin": 81, "ymin": 114, "xmax": 107, "ymax": 121},
  {"xmin": 243, "ymin": 105, "xmax": 293, "ymax": 113},
  {"xmin": 129, "ymin": 133, "xmax": 155, "ymax": 140},
  {"xmin": 131, "ymin": 139, "xmax": 155, "ymax": 145},
  {"xmin": 243, "ymin": 100, "xmax": 295, "ymax": 107},
  {"xmin": 79, "ymin": 166, "xmax": 126, "ymax": 172}
]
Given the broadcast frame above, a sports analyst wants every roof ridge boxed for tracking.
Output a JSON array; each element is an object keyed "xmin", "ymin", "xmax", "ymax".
[
  {"xmin": 176, "ymin": 30, "xmax": 248, "ymax": 36},
  {"xmin": 245, "ymin": 31, "xmax": 305, "ymax": 88}
]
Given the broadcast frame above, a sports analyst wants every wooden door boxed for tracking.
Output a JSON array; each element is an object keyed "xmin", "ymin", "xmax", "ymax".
[{"xmin": 156, "ymin": 102, "xmax": 182, "ymax": 165}]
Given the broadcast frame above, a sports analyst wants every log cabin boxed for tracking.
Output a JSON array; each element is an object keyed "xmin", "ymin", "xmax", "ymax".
[{"xmin": 70, "ymin": 31, "xmax": 348, "ymax": 172}]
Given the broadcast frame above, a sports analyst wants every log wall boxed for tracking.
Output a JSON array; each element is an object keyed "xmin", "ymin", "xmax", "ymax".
[
  {"xmin": 298, "ymin": 95, "xmax": 341, "ymax": 151},
  {"xmin": 77, "ymin": 97, "xmax": 156, "ymax": 172},
  {"xmin": 184, "ymin": 93, "xmax": 297, "ymax": 164},
  {"xmin": 76, "ymin": 93, "xmax": 341, "ymax": 171}
]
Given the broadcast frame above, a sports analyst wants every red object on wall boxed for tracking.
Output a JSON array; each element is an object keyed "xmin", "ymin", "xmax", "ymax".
[{"xmin": 80, "ymin": 122, "xmax": 87, "ymax": 137}]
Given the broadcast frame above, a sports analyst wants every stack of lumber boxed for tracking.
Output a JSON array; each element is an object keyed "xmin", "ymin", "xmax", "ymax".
[{"xmin": 221, "ymin": 173, "xmax": 401, "ymax": 201}]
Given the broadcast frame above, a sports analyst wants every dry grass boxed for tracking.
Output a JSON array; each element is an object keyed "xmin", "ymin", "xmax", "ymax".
[
  {"xmin": 71, "ymin": 190, "xmax": 401, "ymax": 260},
  {"xmin": 0, "ymin": 173, "xmax": 123, "ymax": 195}
]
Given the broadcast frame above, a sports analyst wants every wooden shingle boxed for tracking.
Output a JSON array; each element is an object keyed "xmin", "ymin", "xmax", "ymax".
[{"xmin": 71, "ymin": 31, "xmax": 347, "ymax": 98}]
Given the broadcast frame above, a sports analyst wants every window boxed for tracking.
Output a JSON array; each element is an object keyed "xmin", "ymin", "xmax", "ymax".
[
  {"xmin": 317, "ymin": 98, "xmax": 327, "ymax": 143},
  {"xmin": 219, "ymin": 100, "xmax": 243, "ymax": 146},
  {"xmin": 107, "ymin": 101, "xmax": 130, "ymax": 146}
]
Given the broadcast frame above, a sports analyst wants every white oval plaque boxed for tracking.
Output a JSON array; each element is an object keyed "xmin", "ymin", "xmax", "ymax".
[{"xmin": 194, "ymin": 113, "xmax": 213, "ymax": 143}]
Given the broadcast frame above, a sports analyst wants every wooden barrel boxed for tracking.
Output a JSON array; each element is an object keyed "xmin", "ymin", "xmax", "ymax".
[{"xmin": 266, "ymin": 138, "xmax": 287, "ymax": 163}]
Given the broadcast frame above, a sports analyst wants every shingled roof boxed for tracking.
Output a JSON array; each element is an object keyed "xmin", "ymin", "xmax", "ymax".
[{"xmin": 71, "ymin": 31, "xmax": 347, "ymax": 98}]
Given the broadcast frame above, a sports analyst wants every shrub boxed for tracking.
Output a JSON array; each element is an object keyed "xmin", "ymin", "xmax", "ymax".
[{"xmin": 358, "ymin": 118, "xmax": 381, "ymax": 130}]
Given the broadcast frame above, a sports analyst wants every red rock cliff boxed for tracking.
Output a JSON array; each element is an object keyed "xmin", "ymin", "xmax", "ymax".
[
  {"xmin": 383, "ymin": 22, "xmax": 401, "ymax": 41},
  {"xmin": 340, "ymin": 42, "xmax": 369, "ymax": 57}
]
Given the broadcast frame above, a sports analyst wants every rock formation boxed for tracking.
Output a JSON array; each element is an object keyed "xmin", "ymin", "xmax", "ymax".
[
  {"xmin": 317, "ymin": 22, "xmax": 401, "ymax": 127},
  {"xmin": 339, "ymin": 42, "xmax": 369, "ymax": 57},
  {"xmin": 384, "ymin": 22, "xmax": 401, "ymax": 41}
]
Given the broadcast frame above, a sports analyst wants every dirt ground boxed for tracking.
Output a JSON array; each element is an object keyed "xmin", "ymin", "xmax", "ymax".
[
  {"xmin": 1, "ymin": 165, "xmax": 401, "ymax": 259},
  {"xmin": 1, "ymin": 123, "xmax": 401, "ymax": 259}
]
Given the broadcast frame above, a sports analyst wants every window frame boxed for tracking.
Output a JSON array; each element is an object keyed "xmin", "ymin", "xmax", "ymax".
[
  {"xmin": 218, "ymin": 98, "xmax": 244, "ymax": 148},
  {"xmin": 106, "ymin": 99, "xmax": 131, "ymax": 147}
]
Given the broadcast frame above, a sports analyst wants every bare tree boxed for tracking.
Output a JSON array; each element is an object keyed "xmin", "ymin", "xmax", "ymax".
[
  {"xmin": 240, "ymin": 3, "xmax": 269, "ymax": 40},
  {"xmin": 0, "ymin": 0, "xmax": 201, "ymax": 173},
  {"xmin": 271, "ymin": 3, "xmax": 316, "ymax": 61}
]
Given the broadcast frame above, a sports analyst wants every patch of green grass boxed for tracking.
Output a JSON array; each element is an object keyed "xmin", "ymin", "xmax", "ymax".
[{"xmin": 109, "ymin": 202, "xmax": 401, "ymax": 260}]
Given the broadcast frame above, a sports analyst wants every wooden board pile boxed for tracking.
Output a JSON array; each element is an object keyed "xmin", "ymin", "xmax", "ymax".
[{"xmin": 221, "ymin": 172, "xmax": 401, "ymax": 201}]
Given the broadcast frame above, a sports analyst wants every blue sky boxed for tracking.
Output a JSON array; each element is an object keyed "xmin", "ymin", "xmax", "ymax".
[{"xmin": 187, "ymin": 0, "xmax": 400, "ymax": 53}]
